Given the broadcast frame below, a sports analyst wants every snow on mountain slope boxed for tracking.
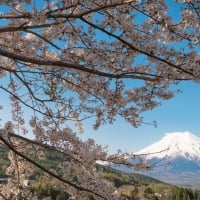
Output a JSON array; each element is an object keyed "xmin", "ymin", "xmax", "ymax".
[
  {"xmin": 136, "ymin": 131, "xmax": 200, "ymax": 161},
  {"xmin": 107, "ymin": 132, "xmax": 200, "ymax": 187},
  {"xmin": 132, "ymin": 132, "xmax": 200, "ymax": 187},
  {"xmin": 108, "ymin": 132, "xmax": 200, "ymax": 187}
]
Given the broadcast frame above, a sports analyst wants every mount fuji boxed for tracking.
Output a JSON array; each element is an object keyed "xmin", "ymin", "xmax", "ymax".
[
  {"xmin": 115, "ymin": 132, "xmax": 200, "ymax": 187},
  {"xmin": 136, "ymin": 131, "xmax": 200, "ymax": 161}
]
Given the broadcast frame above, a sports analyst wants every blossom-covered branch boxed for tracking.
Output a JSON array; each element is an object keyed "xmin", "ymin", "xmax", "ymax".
[{"xmin": 0, "ymin": 0, "xmax": 199, "ymax": 199}]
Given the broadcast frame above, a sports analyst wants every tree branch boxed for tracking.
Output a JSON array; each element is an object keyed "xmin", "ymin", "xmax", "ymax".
[
  {"xmin": 80, "ymin": 17, "xmax": 193, "ymax": 77},
  {"xmin": 0, "ymin": 46, "xmax": 158, "ymax": 81},
  {"xmin": 0, "ymin": 132, "xmax": 108, "ymax": 200}
]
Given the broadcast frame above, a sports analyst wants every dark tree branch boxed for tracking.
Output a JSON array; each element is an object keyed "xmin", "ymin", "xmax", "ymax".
[
  {"xmin": 80, "ymin": 17, "xmax": 193, "ymax": 77},
  {"xmin": 0, "ymin": 46, "xmax": 158, "ymax": 81},
  {"xmin": 0, "ymin": 132, "xmax": 108, "ymax": 200}
]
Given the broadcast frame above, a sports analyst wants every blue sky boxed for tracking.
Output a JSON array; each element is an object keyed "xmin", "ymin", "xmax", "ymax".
[
  {"xmin": 79, "ymin": 81, "xmax": 200, "ymax": 153},
  {"xmin": 2, "ymin": 80, "xmax": 200, "ymax": 154}
]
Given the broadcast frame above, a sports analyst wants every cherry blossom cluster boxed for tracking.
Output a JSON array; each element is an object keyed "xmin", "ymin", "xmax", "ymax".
[{"xmin": 0, "ymin": 0, "xmax": 199, "ymax": 199}]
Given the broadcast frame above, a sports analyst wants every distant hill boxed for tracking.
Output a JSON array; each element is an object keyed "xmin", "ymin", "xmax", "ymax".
[
  {"xmin": 96, "ymin": 164, "xmax": 163, "ymax": 186},
  {"xmin": 96, "ymin": 165, "xmax": 200, "ymax": 200}
]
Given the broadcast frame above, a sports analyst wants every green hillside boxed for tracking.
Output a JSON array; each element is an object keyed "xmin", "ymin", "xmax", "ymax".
[
  {"xmin": 1, "ymin": 147, "xmax": 200, "ymax": 199},
  {"xmin": 0, "ymin": 147, "xmax": 10, "ymax": 178},
  {"xmin": 96, "ymin": 165, "xmax": 200, "ymax": 200},
  {"xmin": 96, "ymin": 164, "xmax": 162, "ymax": 186}
]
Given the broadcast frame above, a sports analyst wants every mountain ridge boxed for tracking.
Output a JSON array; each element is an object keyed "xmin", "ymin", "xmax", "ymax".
[
  {"xmin": 111, "ymin": 132, "xmax": 200, "ymax": 187},
  {"xmin": 135, "ymin": 132, "xmax": 200, "ymax": 187},
  {"xmin": 136, "ymin": 131, "xmax": 200, "ymax": 161}
]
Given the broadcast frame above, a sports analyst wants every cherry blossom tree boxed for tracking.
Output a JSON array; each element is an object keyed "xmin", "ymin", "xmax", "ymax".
[{"xmin": 0, "ymin": 0, "xmax": 199, "ymax": 199}]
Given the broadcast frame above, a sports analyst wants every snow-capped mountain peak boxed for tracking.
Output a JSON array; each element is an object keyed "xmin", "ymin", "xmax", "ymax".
[
  {"xmin": 136, "ymin": 132, "xmax": 200, "ymax": 160},
  {"xmin": 109, "ymin": 132, "xmax": 200, "ymax": 187}
]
